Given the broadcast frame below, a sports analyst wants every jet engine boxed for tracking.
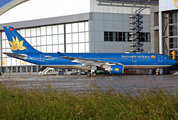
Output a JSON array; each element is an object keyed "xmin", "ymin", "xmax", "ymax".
[{"xmin": 104, "ymin": 65, "xmax": 124, "ymax": 74}]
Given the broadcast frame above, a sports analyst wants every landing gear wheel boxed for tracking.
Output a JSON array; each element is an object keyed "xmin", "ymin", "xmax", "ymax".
[
  {"xmin": 92, "ymin": 72, "xmax": 97, "ymax": 77},
  {"xmin": 86, "ymin": 73, "xmax": 91, "ymax": 77}
]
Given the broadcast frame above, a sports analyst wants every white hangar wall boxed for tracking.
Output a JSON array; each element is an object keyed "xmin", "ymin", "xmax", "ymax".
[{"xmin": 0, "ymin": 0, "xmax": 90, "ymax": 24}]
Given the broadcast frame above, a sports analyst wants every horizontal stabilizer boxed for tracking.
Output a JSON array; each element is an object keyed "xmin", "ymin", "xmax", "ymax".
[{"xmin": 3, "ymin": 52, "xmax": 27, "ymax": 59}]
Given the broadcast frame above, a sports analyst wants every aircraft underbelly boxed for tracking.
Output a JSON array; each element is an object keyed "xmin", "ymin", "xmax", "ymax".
[
  {"xmin": 42, "ymin": 65, "xmax": 171, "ymax": 70},
  {"xmin": 124, "ymin": 65, "xmax": 172, "ymax": 69},
  {"xmin": 43, "ymin": 65, "xmax": 91, "ymax": 70}
]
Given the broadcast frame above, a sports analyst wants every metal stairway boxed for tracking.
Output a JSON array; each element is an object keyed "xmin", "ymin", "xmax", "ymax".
[
  {"xmin": 39, "ymin": 67, "xmax": 54, "ymax": 75},
  {"xmin": 129, "ymin": 1, "xmax": 145, "ymax": 53},
  {"xmin": 38, "ymin": 66, "xmax": 47, "ymax": 72}
]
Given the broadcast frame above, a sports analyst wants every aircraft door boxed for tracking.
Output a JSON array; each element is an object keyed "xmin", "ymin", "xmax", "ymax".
[
  {"xmin": 132, "ymin": 57, "xmax": 137, "ymax": 62},
  {"xmin": 158, "ymin": 55, "xmax": 163, "ymax": 62},
  {"xmin": 40, "ymin": 54, "xmax": 44, "ymax": 61}
]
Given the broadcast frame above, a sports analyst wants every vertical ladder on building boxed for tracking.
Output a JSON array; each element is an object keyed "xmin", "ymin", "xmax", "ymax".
[{"xmin": 129, "ymin": 0, "xmax": 145, "ymax": 53}]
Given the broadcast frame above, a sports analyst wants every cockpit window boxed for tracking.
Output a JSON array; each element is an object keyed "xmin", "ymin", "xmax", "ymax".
[{"xmin": 168, "ymin": 57, "xmax": 172, "ymax": 59}]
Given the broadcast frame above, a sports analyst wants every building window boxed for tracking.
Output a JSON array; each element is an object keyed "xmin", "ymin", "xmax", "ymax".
[
  {"xmin": 169, "ymin": 38, "xmax": 178, "ymax": 49},
  {"xmin": 27, "ymin": 66, "xmax": 31, "ymax": 72},
  {"xmin": 169, "ymin": 25, "xmax": 177, "ymax": 36},
  {"xmin": 109, "ymin": 32, "xmax": 113, "ymax": 41},
  {"xmin": 33, "ymin": 66, "xmax": 37, "ymax": 72},
  {"xmin": 104, "ymin": 32, "xmax": 109, "ymax": 41},
  {"xmin": 22, "ymin": 66, "xmax": 26, "ymax": 72},
  {"xmin": 123, "ymin": 32, "xmax": 129, "ymax": 42},
  {"xmin": 104, "ymin": 31, "xmax": 150, "ymax": 42},
  {"xmin": 146, "ymin": 33, "xmax": 150, "ymax": 42},
  {"xmin": 139, "ymin": 33, "xmax": 150, "ymax": 42},
  {"xmin": 17, "ymin": 66, "xmax": 20, "ymax": 72},
  {"xmin": 113, "ymin": 32, "xmax": 117, "ymax": 41},
  {"xmin": 118, "ymin": 32, "xmax": 123, "ymax": 41},
  {"xmin": 169, "ymin": 12, "xmax": 177, "ymax": 24},
  {"xmin": 13, "ymin": 67, "xmax": 16, "ymax": 73},
  {"xmin": 7, "ymin": 67, "xmax": 11, "ymax": 73},
  {"xmin": 2, "ymin": 67, "xmax": 6, "ymax": 73}
]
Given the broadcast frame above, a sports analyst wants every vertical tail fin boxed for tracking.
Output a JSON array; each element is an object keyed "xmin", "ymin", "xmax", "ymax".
[{"xmin": 3, "ymin": 26, "xmax": 41, "ymax": 54}]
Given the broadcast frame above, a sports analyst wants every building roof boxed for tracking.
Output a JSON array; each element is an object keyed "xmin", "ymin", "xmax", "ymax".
[
  {"xmin": 108, "ymin": 0, "xmax": 158, "ymax": 2},
  {"xmin": 0, "ymin": 0, "xmax": 29, "ymax": 15},
  {"xmin": 98, "ymin": 0, "xmax": 158, "ymax": 4}
]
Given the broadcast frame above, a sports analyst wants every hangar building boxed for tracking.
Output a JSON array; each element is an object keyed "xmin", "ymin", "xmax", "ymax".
[
  {"xmin": 0, "ymin": 0, "xmax": 157, "ymax": 74},
  {"xmin": 151, "ymin": 0, "xmax": 178, "ymax": 72}
]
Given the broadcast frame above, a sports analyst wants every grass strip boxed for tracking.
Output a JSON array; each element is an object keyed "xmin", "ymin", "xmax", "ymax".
[{"xmin": 0, "ymin": 82, "xmax": 178, "ymax": 120}]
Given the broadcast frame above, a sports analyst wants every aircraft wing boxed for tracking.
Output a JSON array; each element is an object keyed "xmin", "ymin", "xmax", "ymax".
[
  {"xmin": 3, "ymin": 52, "xmax": 27, "ymax": 59},
  {"xmin": 62, "ymin": 56, "xmax": 123, "ymax": 67}
]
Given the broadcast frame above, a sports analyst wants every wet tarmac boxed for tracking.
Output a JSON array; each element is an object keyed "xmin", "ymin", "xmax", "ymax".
[{"xmin": 0, "ymin": 75, "xmax": 178, "ymax": 93}]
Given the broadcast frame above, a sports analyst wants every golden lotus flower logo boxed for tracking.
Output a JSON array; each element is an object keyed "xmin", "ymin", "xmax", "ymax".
[
  {"xmin": 175, "ymin": 0, "xmax": 178, "ymax": 7},
  {"xmin": 9, "ymin": 37, "xmax": 26, "ymax": 51},
  {"xmin": 151, "ymin": 55, "xmax": 156, "ymax": 59},
  {"xmin": 115, "ymin": 68, "xmax": 119, "ymax": 72}
]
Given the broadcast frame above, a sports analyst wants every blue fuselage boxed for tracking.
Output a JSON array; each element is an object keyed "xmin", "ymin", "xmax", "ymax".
[{"xmin": 20, "ymin": 52, "xmax": 177, "ymax": 70}]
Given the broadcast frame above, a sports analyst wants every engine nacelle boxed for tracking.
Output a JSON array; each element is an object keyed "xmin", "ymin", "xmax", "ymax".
[{"xmin": 105, "ymin": 65, "xmax": 124, "ymax": 74}]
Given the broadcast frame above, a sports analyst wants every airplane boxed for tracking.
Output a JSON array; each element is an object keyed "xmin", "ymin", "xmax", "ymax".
[{"xmin": 3, "ymin": 26, "xmax": 177, "ymax": 77}]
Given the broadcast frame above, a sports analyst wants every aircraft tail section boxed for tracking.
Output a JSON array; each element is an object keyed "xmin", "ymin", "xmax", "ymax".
[{"xmin": 3, "ymin": 26, "xmax": 41, "ymax": 54}]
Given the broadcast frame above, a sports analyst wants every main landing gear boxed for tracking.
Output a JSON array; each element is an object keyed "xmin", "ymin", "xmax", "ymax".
[
  {"xmin": 86, "ymin": 66, "xmax": 97, "ymax": 77},
  {"xmin": 86, "ymin": 72, "xmax": 97, "ymax": 77}
]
